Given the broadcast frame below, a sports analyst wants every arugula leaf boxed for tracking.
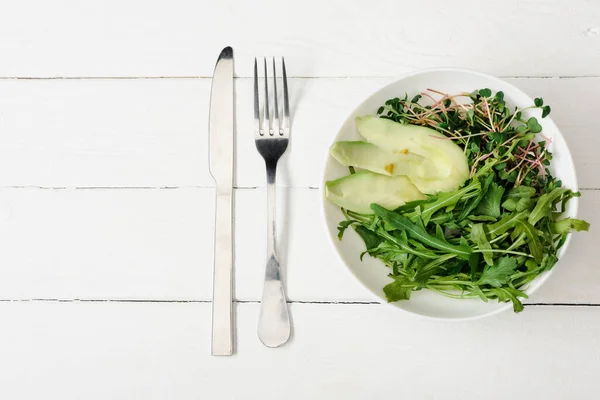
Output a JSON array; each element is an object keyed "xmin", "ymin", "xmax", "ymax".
[
  {"xmin": 538, "ymin": 253, "xmax": 558, "ymax": 272},
  {"xmin": 407, "ymin": 180, "xmax": 481, "ymax": 225},
  {"xmin": 371, "ymin": 204, "xmax": 473, "ymax": 260},
  {"xmin": 552, "ymin": 218, "xmax": 591, "ymax": 234},
  {"xmin": 475, "ymin": 182, "xmax": 505, "ymax": 218},
  {"xmin": 413, "ymin": 254, "xmax": 457, "ymax": 285},
  {"xmin": 394, "ymin": 197, "xmax": 436, "ymax": 213},
  {"xmin": 488, "ymin": 211, "xmax": 527, "ymax": 236},
  {"xmin": 383, "ymin": 276, "xmax": 414, "ymax": 302},
  {"xmin": 469, "ymin": 253, "xmax": 481, "ymax": 280},
  {"xmin": 506, "ymin": 185, "xmax": 536, "ymax": 199},
  {"xmin": 502, "ymin": 186, "xmax": 536, "ymax": 212},
  {"xmin": 477, "ymin": 256, "xmax": 517, "ymax": 287},
  {"xmin": 376, "ymin": 230, "xmax": 439, "ymax": 259},
  {"xmin": 471, "ymin": 224, "xmax": 494, "ymax": 266},
  {"xmin": 354, "ymin": 225, "xmax": 383, "ymax": 251},
  {"xmin": 516, "ymin": 198, "xmax": 535, "ymax": 212},
  {"xmin": 458, "ymin": 174, "xmax": 493, "ymax": 221},
  {"xmin": 470, "ymin": 285, "xmax": 489, "ymax": 302},
  {"xmin": 468, "ymin": 215, "xmax": 498, "ymax": 222},
  {"xmin": 528, "ymin": 188, "xmax": 570, "ymax": 226},
  {"xmin": 491, "ymin": 287, "xmax": 527, "ymax": 313},
  {"xmin": 337, "ymin": 220, "xmax": 355, "ymax": 240},
  {"xmin": 516, "ymin": 220, "xmax": 543, "ymax": 263}
]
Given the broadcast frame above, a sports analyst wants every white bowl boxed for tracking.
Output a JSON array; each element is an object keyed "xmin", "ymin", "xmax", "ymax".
[{"xmin": 321, "ymin": 68, "xmax": 579, "ymax": 320}]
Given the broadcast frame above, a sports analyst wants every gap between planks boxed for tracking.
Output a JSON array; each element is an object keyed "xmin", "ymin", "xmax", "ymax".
[
  {"xmin": 0, "ymin": 299, "xmax": 597, "ymax": 308},
  {"xmin": 2, "ymin": 76, "xmax": 600, "ymax": 80},
  {"xmin": 1, "ymin": 186, "xmax": 599, "ymax": 191}
]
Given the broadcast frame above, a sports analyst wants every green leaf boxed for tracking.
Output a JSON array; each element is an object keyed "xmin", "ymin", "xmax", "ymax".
[
  {"xmin": 394, "ymin": 197, "xmax": 435, "ymax": 214},
  {"xmin": 489, "ymin": 131, "xmax": 508, "ymax": 144},
  {"xmin": 413, "ymin": 254, "xmax": 457, "ymax": 285},
  {"xmin": 534, "ymin": 97, "xmax": 543, "ymax": 107},
  {"xmin": 337, "ymin": 220, "xmax": 355, "ymax": 240},
  {"xmin": 516, "ymin": 220, "xmax": 544, "ymax": 263},
  {"xmin": 506, "ymin": 185, "xmax": 536, "ymax": 199},
  {"xmin": 542, "ymin": 105, "xmax": 551, "ymax": 118},
  {"xmin": 551, "ymin": 218, "xmax": 591, "ymax": 234},
  {"xmin": 516, "ymin": 198, "xmax": 535, "ymax": 212},
  {"xmin": 540, "ymin": 253, "xmax": 558, "ymax": 272},
  {"xmin": 493, "ymin": 162, "xmax": 507, "ymax": 171},
  {"xmin": 502, "ymin": 196, "xmax": 535, "ymax": 212},
  {"xmin": 468, "ymin": 215, "xmax": 498, "ymax": 222},
  {"xmin": 471, "ymin": 224, "xmax": 494, "ymax": 266},
  {"xmin": 466, "ymin": 109, "xmax": 475, "ymax": 125},
  {"xmin": 479, "ymin": 88, "xmax": 492, "ymax": 97},
  {"xmin": 475, "ymin": 182, "xmax": 505, "ymax": 218},
  {"xmin": 354, "ymin": 225, "xmax": 383, "ymax": 251},
  {"xmin": 527, "ymin": 117, "xmax": 542, "ymax": 133},
  {"xmin": 477, "ymin": 257, "xmax": 518, "ymax": 287},
  {"xmin": 488, "ymin": 211, "xmax": 527, "ymax": 236},
  {"xmin": 528, "ymin": 188, "xmax": 570, "ymax": 226},
  {"xmin": 371, "ymin": 205, "xmax": 473, "ymax": 260},
  {"xmin": 458, "ymin": 175, "xmax": 493, "ymax": 221},
  {"xmin": 383, "ymin": 277, "xmax": 413, "ymax": 302},
  {"xmin": 501, "ymin": 198, "xmax": 517, "ymax": 211},
  {"xmin": 378, "ymin": 231, "xmax": 439, "ymax": 259},
  {"xmin": 409, "ymin": 180, "xmax": 481, "ymax": 225},
  {"xmin": 469, "ymin": 253, "xmax": 481, "ymax": 280},
  {"xmin": 491, "ymin": 287, "xmax": 526, "ymax": 313},
  {"xmin": 504, "ymin": 185, "xmax": 536, "ymax": 211},
  {"xmin": 411, "ymin": 94, "xmax": 422, "ymax": 103}
]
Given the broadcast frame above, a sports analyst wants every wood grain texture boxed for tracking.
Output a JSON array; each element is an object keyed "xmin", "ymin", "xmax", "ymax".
[
  {"xmin": 1, "ymin": 77, "xmax": 599, "ymax": 188},
  {"xmin": 0, "ymin": 302, "xmax": 599, "ymax": 400},
  {"xmin": 0, "ymin": 1, "xmax": 599, "ymax": 77},
  {"xmin": 0, "ymin": 187, "xmax": 597, "ymax": 304}
]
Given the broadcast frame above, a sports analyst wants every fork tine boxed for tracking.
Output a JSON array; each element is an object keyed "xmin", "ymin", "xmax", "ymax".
[
  {"xmin": 282, "ymin": 57, "xmax": 290, "ymax": 135},
  {"xmin": 272, "ymin": 58, "xmax": 280, "ymax": 135},
  {"xmin": 263, "ymin": 58, "xmax": 271, "ymax": 135},
  {"xmin": 254, "ymin": 58, "xmax": 261, "ymax": 136}
]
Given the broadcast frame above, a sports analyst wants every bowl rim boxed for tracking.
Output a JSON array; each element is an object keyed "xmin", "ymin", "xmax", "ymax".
[{"xmin": 319, "ymin": 67, "xmax": 579, "ymax": 321}]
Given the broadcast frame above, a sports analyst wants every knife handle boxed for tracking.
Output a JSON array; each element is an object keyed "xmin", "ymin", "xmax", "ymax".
[{"xmin": 211, "ymin": 190, "xmax": 233, "ymax": 356}]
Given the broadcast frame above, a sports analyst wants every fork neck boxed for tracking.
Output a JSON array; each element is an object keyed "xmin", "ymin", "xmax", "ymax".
[
  {"xmin": 265, "ymin": 159, "xmax": 278, "ymax": 259},
  {"xmin": 266, "ymin": 160, "xmax": 277, "ymax": 185}
]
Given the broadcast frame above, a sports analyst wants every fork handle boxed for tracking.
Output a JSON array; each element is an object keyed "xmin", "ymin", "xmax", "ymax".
[{"xmin": 258, "ymin": 163, "xmax": 291, "ymax": 347}]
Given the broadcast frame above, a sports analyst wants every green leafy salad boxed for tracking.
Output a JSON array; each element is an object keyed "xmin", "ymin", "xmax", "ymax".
[{"xmin": 325, "ymin": 88, "xmax": 590, "ymax": 312}]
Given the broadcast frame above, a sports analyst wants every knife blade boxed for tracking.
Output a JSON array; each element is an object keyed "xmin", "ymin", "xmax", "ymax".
[{"xmin": 208, "ymin": 46, "xmax": 234, "ymax": 356}]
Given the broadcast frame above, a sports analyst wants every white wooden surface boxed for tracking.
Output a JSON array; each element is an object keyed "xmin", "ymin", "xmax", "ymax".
[{"xmin": 1, "ymin": 1, "xmax": 600, "ymax": 399}]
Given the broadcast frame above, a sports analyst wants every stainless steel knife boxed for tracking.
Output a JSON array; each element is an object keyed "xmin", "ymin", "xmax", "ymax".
[{"xmin": 208, "ymin": 46, "xmax": 234, "ymax": 356}]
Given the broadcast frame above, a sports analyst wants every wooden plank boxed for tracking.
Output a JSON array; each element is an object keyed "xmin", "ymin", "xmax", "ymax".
[
  {"xmin": 0, "ymin": 187, "xmax": 596, "ymax": 304},
  {"xmin": 0, "ymin": 1, "xmax": 599, "ymax": 77},
  {"xmin": 0, "ymin": 301, "xmax": 598, "ymax": 399},
  {"xmin": 1, "ymin": 77, "xmax": 599, "ymax": 188}
]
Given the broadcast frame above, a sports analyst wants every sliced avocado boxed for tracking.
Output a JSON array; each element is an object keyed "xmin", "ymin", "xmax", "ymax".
[
  {"xmin": 355, "ymin": 116, "xmax": 469, "ymax": 193},
  {"xmin": 325, "ymin": 171, "xmax": 427, "ymax": 214},
  {"xmin": 330, "ymin": 140, "xmax": 438, "ymax": 179}
]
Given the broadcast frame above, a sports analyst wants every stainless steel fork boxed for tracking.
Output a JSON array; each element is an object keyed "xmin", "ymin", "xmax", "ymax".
[{"xmin": 254, "ymin": 57, "xmax": 291, "ymax": 347}]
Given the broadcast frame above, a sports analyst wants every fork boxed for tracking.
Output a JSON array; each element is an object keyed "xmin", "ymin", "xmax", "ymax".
[{"xmin": 254, "ymin": 57, "xmax": 291, "ymax": 347}]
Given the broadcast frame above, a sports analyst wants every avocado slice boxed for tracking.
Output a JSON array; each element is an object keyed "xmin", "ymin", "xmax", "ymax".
[
  {"xmin": 325, "ymin": 171, "xmax": 427, "ymax": 214},
  {"xmin": 354, "ymin": 116, "xmax": 470, "ymax": 193},
  {"xmin": 330, "ymin": 140, "xmax": 438, "ymax": 180}
]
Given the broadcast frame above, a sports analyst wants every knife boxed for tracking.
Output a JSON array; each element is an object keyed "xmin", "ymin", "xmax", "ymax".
[{"xmin": 209, "ymin": 46, "xmax": 235, "ymax": 356}]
